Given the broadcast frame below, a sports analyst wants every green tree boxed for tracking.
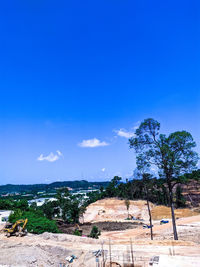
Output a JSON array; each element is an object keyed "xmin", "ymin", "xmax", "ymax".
[
  {"xmin": 55, "ymin": 188, "xmax": 86, "ymax": 223},
  {"xmin": 129, "ymin": 118, "xmax": 198, "ymax": 240},
  {"xmin": 15, "ymin": 199, "xmax": 29, "ymax": 211},
  {"xmin": 89, "ymin": 225, "xmax": 101, "ymax": 239},
  {"xmin": 41, "ymin": 200, "xmax": 58, "ymax": 220},
  {"xmin": 105, "ymin": 176, "xmax": 122, "ymax": 197},
  {"xmin": 73, "ymin": 229, "xmax": 82, "ymax": 236}
]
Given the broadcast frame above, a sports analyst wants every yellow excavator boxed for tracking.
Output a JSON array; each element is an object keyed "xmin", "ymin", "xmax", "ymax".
[{"xmin": 1, "ymin": 219, "xmax": 28, "ymax": 237}]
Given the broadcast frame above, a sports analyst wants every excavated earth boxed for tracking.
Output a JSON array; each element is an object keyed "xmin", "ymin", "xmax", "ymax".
[
  {"xmin": 81, "ymin": 198, "xmax": 199, "ymax": 223},
  {"xmin": 0, "ymin": 198, "xmax": 200, "ymax": 266},
  {"xmin": 58, "ymin": 221, "xmax": 143, "ymax": 236}
]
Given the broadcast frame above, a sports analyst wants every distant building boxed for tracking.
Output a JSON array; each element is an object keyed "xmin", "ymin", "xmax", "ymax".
[
  {"xmin": 0, "ymin": 210, "xmax": 12, "ymax": 223},
  {"xmin": 28, "ymin": 197, "xmax": 57, "ymax": 207},
  {"xmin": 67, "ymin": 187, "xmax": 73, "ymax": 191}
]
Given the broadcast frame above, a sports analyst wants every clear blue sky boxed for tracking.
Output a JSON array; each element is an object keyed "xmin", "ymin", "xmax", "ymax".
[{"xmin": 0, "ymin": 1, "xmax": 199, "ymax": 184}]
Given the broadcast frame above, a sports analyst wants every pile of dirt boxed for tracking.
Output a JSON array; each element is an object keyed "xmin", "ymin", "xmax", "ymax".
[
  {"xmin": 151, "ymin": 206, "xmax": 199, "ymax": 220},
  {"xmin": 0, "ymin": 242, "xmax": 75, "ymax": 267},
  {"xmin": 82, "ymin": 198, "xmax": 154, "ymax": 222}
]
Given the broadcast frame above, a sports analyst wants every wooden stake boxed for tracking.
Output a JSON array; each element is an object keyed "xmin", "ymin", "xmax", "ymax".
[
  {"xmin": 130, "ymin": 238, "xmax": 134, "ymax": 267},
  {"xmin": 109, "ymin": 238, "xmax": 112, "ymax": 267}
]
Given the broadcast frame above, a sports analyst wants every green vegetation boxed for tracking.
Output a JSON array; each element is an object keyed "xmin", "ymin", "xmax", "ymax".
[
  {"xmin": 89, "ymin": 226, "xmax": 101, "ymax": 239},
  {"xmin": 1, "ymin": 169, "xmax": 199, "ymax": 237},
  {"xmin": 0, "ymin": 199, "xmax": 29, "ymax": 210},
  {"xmin": 9, "ymin": 210, "xmax": 59, "ymax": 234},
  {"xmin": 73, "ymin": 229, "xmax": 82, "ymax": 236}
]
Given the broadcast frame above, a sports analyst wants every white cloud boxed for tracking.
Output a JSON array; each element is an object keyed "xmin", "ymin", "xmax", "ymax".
[
  {"xmin": 101, "ymin": 168, "xmax": 106, "ymax": 172},
  {"xmin": 115, "ymin": 129, "xmax": 135, "ymax": 138},
  {"xmin": 37, "ymin": 150, "xmax": 63, "ymax": 162},
  {"xmin": 56, "ymin": 150, "xmax": 63, "ymax": 156},
  {"xmin": 78, "ymin": 138, "xmax": 109, "ymax": 148}
]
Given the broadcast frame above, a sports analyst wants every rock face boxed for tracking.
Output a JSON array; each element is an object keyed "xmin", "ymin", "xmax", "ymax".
[
  {"xmin": 82, "ymin": 198, "xmax": 155, "ymax": 223},
  {"xmin": 181, "ymin": 180, "xmax": 200, "ymax": 207}
]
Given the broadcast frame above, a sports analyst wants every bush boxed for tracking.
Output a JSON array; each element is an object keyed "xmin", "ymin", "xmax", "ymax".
[
  {"xmin": 89, "ymin": 226, "xmax": 101, "ymax": 239},
  {"xmin": 9, "ymin": 210, "xmax": 59, "ymax": 234},
  {"xmin": 73, "ymin": 229, "xmax": 82, "ymax": 236}
]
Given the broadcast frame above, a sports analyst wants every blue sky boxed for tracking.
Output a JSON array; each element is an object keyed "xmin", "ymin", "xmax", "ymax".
[{"xmin": 0, "ymin": 1, "xmax": 200, "ymax": 184}]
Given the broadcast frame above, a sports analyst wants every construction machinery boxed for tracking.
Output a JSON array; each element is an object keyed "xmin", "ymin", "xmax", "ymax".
[
  {"xmin": 1, "ymin": 219, "xmax": 28, "ymax": 237},
  {"xmin": 127, "ymin": 214, "xmax": 137, "ymax": 220},
  {"xmin": 160, "ymin": 219, "xmax": 169, "ymax": 225},
  {"xmin": 143, "ymin": 224, "xmax": 154, "ymax": 229}
]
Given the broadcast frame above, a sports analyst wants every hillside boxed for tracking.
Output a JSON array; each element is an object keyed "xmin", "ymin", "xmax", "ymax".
[
  {"xmin": 0, "ymin": 180, "xmax": 109, "ymax": 194},
  {"xmin": 82, "ymin": 198, "xmax": 199, "ymax": 223},
  {"xmin": 82, "ymin": 198, "xmax": 155, "ymax": 222}
]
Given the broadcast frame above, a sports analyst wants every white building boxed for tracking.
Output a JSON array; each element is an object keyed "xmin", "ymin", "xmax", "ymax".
[
  {"xmin": 0, "ymin": 210, "xmax": 12, "ymax": 223},
  {"xmin": 28, "ymin": 197, "xmax": 57, "ymax": 207}
]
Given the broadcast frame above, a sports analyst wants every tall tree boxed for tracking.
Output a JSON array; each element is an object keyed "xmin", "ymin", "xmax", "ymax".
[{"xmin": 129, "ymin": 118, "xmax": 198, "ymax": 240}]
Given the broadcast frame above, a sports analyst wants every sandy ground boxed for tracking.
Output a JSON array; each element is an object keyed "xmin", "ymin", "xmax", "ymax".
[
  {"xmin": 82, "ymin": 198, "xmax": 198, "ymax": 223},
  {"xmin": 101, "ymin": 214, "xmax": 200, "ymax": 243},
  {"xmin": 0, "ymin": 230, "xmax": 200, "ymax": 267},
  {"xmin": 82, "ymin": 199, "xmax": 155, "ymax": 222}
]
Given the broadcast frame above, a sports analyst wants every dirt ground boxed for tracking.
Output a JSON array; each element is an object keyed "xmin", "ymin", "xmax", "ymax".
[
  {"xmin": 58, "ymin": 221, "xmax": 143, "ymax": 236},
  {"xmin": 82, "ymin": 198, "xmax": 155, "ymax": 222},
  {"xmin": 0, "ymin": 228, "xmax": 200, "ymax": 267},
  {"xmin": 82, "ymin": 198, "xmax": 199, "ymax": 223},
  {"xmin": 151, "ymin": 205, "xmax": 199, "ymax": 220},
  {"xmin": 1, "ymin": 198, "xmax": 200, "ymax": 266}
]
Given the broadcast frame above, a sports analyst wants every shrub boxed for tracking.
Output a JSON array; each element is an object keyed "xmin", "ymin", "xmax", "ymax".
[
  {"xmin": 73, "ymin": 229, "xmax": 82, "ymax": 236},
  {"xmin": 89, "ymin": 226, "xmax": 101, "ymax": 239}
]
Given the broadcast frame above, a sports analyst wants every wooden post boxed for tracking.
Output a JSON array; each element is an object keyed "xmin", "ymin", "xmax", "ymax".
[
  {"xmin": 102, "ymin": 241, "xmax": 105, "ymax": 267},
  {"xmin": 109, "ymin": 238, "xmax": 112, "ymax": 267},
  {"xmin": 130, "ymin": 238, "xmax": 134, "ymax": 267}
]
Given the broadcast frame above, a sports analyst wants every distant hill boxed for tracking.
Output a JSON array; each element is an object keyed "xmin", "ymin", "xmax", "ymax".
[{"xmin": 0, "ymin": 180, "xmax": 109, "ymax": 194}]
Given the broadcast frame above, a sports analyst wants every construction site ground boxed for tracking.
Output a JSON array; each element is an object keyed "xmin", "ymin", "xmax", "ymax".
[
  {"xmin": 58, "ymin": 221, "xmax": 143, "ymax": 236},
  {"xmin": 0, "ymin": 198, "xmax": 200, "ymax": 266}
]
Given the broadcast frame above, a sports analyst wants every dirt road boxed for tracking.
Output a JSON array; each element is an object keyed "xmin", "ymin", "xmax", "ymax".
[{"xmin": 101, "ymin": 215, "xmax": 200, "ymax": 243}]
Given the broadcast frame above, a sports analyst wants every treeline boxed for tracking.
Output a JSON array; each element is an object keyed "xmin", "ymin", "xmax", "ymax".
[
  {"xmin": 0, "ymin": 180, "xmax": 109, "ymax": 194},
  {"xmin": 86, "ymin": 170, "xmax": 200, "ymax": 209}
]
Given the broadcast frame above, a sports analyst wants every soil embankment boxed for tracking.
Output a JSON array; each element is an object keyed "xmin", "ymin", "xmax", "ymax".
[
  {"xmin": 82, "ymin": 198, "xmax": 199, "ymax": 223},
  {"xmin": 82, "ymin": 198, "xmax": 154, "ymax": 222},
  {"xmin": 58, "ymin": 221, "xmax": 143, "ymax": 236}
]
